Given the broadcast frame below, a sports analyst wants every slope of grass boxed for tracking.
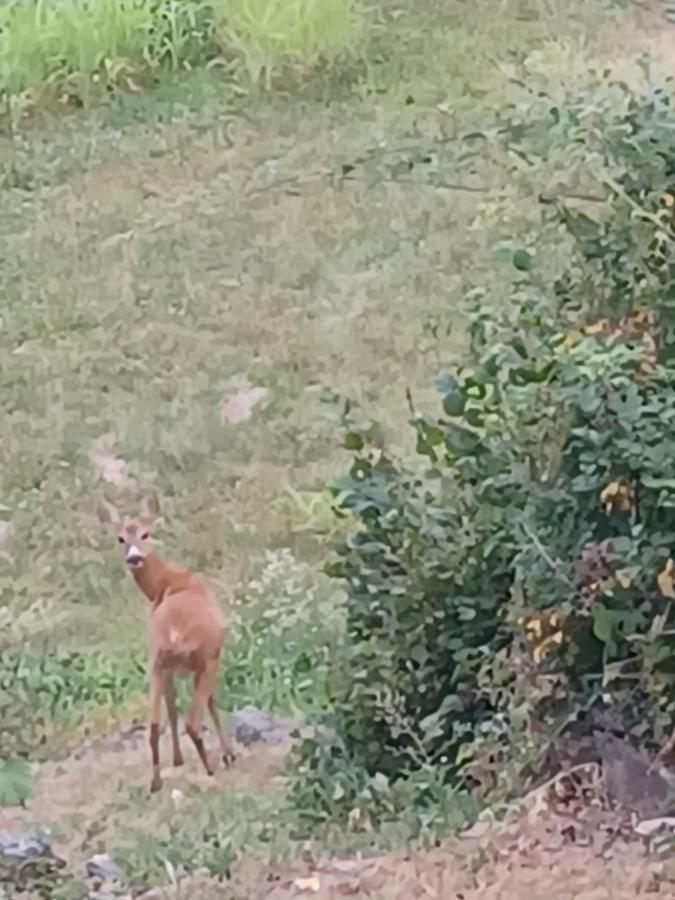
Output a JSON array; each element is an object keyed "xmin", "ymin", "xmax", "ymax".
[
  {"xmin": 2, "ymin": 0, "xmax": 670, "ymax": 893},
  {"xmin": 0, "ymin": 0, "xmax": 658, "ymax": 783}
]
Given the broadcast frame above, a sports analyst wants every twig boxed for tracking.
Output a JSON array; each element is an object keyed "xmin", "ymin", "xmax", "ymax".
[
  {"xmin": 600, "ymin": 171, "xmax": 675, "ymax": 245},
  {"xmin": 405, "ymin": 387, "xmax": 417, "ymax": 417},
  {"xmin": 246, "ymin": 165, "xmax": 608, "ymax": 204},
  {"xmin": 519, "ymin": 520, "xmax": 576, "ymax": 588},
  {"xmin": 539, "ymin": 189, "xmax": 607, "ymax": 204}
]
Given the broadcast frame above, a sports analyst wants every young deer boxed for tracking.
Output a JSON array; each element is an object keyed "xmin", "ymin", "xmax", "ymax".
[{"xmin": 97, "ymin": 493, "xmax": 235, "ymax": 793}]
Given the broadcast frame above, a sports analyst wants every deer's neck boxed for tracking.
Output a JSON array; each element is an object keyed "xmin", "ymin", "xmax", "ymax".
[{"xmin": 132, "ymin": 553, "xmax": 174, "ymax": 604}]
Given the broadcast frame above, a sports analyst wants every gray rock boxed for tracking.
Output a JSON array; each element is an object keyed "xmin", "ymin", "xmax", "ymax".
[
  {"xmin": 596, "ymin": 732, "xmax": 675, "ymax": 818},
  {"xmin": 86, "ymin": 854, "xmax": 126, "ymax": 883},
  {"xmin": 0, "ymin": 834, "xmax": 52, "ymax": 859},
  {"xmin": 231, "ymin": 706, "xmax": 296, "ymax": 746}
]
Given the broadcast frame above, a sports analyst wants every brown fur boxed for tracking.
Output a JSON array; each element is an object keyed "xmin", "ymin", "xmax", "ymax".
[{"xmin": 97, "ymin": 494, "xmax": 235, "ymax": 793}]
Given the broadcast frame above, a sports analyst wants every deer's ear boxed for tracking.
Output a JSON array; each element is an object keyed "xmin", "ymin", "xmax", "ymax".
[
  {"xmin": 141, "ymin": 492, "xmax": 160, "ymax": 522},
  {"xmin": 97, "ymin": 500, "xmax": 120, "ymax": 527}
]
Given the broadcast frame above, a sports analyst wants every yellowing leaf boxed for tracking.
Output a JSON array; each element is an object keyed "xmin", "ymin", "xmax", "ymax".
[
  {"xmin": 521, "ymin": 611, "xmax": 566, "ymax": 663},
  {"xmin": 658, "ymin": 559, "xmax": 675, "ymax": 599},
  {"xmin": 561, "ymin": 328, "xmax": 584, "ymax": 350},
  {"xmin": 532, "ymin": 632, "xmax": 563, "ymax": 664},
  {"xmin": 584, "ymin": 318, "xmax": 613, "ymax": 337},
  {"xmin": 615, "ymin": 568, "xmax": 634, "ymax": 588},
  {"xmin": 600, "ymin": 480, "xmax": 635, "ymax": 515},
  {"xmin": 663, "ymin": 193, "xmax": 675, "ymax": 208}
]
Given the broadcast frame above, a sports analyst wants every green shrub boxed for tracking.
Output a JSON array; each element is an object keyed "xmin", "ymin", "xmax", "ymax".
[{"xmin": 292, "ymin": 77, "xmax": 675, "ymax": 820}]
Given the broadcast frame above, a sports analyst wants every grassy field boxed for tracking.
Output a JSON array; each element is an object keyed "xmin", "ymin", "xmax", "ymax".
[{"xmin": 2, "ymin": 0, "xmax": 674, "ymax": 891}]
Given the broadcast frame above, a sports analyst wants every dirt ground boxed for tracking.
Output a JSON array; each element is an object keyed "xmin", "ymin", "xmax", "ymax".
[
  {"xmin": 0, "ymin": 725, "xmax": 290, "ymax": 867},
  {"xmin": 4, "ymin": 726, "xmax": 675, "ymax": 899}
]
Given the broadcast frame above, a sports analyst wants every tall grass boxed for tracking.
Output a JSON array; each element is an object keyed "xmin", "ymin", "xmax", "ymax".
[
  {"xmin": 0, "ymin": 0, "xmax": 160, "ymax": 99},
  {"xmin": 0, "ymin": 0, "xmax": 362, "ymax": 112},
  {"xmin": 213, "ymin": 0, "xmax": 361, "ymax": 88}
]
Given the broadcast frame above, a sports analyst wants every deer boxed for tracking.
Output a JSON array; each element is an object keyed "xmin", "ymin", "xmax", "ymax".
[{"xmin": 97, "ymin": 492, "xmax": 235, "ymax": 793}]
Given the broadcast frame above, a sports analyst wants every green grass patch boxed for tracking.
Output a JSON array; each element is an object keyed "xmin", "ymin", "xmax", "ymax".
[
  {"xmin": 0, "ymin": 0, "xmax": 363, "ymax": 117},
  {"xmin": 214, "ymin": 0, "xmax": 363, "ymax": 88}
]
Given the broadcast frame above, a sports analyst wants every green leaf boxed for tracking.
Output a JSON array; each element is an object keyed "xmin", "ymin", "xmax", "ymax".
[
  {"xmin": 493, "ymin": 240, "xmax": 516, "ymax": 263},
  {"xmin": 513, "ymin": 248, "xmax": 533, "ymax": 271},
  {"xmin": 592, "ymin": 605, "xmax": 616, "ymax": 645},
  {"xmin": 444, "ymin": 423, "xmax": 481, "ymax": 455},
  {"xmin": 434, "ymin": 373, "xmax": 458, "ymax": 394},
  {"xmin": 0, "ymin": 757, "xmax": 35, "ymax": 807},
  {"xmin": 442, "ymin": 386, "xmax": 466, "ymax": 417},
  {"xmin": 344, "ymin": 432, "xmax": 364, "ymax": 451}
]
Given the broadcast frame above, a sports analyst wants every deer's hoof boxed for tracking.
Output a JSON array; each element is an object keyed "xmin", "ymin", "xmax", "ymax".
[
  {"xmin": 223, "ymin": 751, "xmax": 236, "ymax": 768},
  {"xmin": 173, "ymin": 755, "xmax": 184, "ymax": 768},
  {"xmin": 150, "ymin": 774, "xmax": 163, "ymax": 793}
]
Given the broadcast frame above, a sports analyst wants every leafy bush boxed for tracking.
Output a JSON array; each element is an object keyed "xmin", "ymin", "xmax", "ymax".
[{"xmin": 293, "ymin": 77, "xmax": 675, "ymax": 820}]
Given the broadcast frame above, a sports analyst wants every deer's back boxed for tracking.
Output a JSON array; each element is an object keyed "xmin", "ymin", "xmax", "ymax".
[{"xmin": 150, "ymin": 576, "xmax": 226, "ymax": 675}]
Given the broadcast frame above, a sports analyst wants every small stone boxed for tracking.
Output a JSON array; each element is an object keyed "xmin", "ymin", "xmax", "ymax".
[
  {"xmin": 88, "ymin": 893, "xmax": 132, "ymax": 900},
  {"xmin": 231, "ymin": 706, "xmax": 295, "ymax": 746},
  {"xmin": 635, "ymin": 816, "xmax": 675, "ymax": 836},
  {"xmin": 86, "ymin": 854, "xmax": 126, "ymax": 883},
  {"xmin": 0, "ymin": 834, "xmax": 52, "ymax": 859}
]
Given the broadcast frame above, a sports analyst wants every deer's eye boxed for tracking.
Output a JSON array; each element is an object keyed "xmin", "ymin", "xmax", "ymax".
[
  {"xmin": 117, "ymin": 536, "xmax": 125, "ymax": 545},
  {"xmin": 141, "ymin": 532, "xmax": 149, "ymax": 541}
]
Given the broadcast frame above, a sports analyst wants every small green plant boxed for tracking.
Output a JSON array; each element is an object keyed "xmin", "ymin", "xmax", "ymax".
[
  {"xmin": 0, "ymin": 646, "xmax": 145, "ymax": 757},
  {"xmin": 115, "ymin": 787, "xmax": 287, "ymax": 886},
  {"xmin": 0, "ymin": 756, "xmax": 35, "ymax": 807},
  {"xmin": 221, "ymin": 548, "xmax": 347, "ymax": 713}
]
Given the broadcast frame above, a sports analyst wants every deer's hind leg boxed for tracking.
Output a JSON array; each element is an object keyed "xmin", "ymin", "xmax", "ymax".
[
  {"xmin": 148, "ymin": 668, "xmax": 167, "ymax": 793},
  {"xmin": 165, "ymin": 675, "xmax": 184, "ymax": 767},
  {"xmin": 208, "ymin": 694, "xmax": 236, "ymax": 767},
  {"xmin": 186, "ymin": 665, "xmax": 218, "ymax": 776}
]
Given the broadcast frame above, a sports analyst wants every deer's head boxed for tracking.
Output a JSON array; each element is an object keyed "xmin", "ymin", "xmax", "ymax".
[{"xmin": 97, "ymin": 493, "xmax": 160, "ymax": 570}]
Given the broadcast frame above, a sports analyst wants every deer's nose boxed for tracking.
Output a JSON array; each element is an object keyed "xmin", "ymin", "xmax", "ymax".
[{"xmin": 126, "ymin": 548, "xmax": 143, "ymax": 566}]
